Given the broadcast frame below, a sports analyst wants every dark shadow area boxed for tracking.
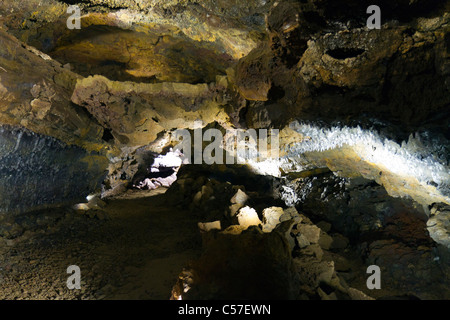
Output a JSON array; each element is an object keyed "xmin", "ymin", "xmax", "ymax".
[
  {"xmin": 0, "ymin": 194, "xmax": 203, "ymax": 299},
  {"xmin": 326, "ymin": 48, "xmax": 365, "ymax": 60}
]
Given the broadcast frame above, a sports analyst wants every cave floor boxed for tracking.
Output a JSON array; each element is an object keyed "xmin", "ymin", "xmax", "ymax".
[
  {"xmin": 1, "ymin": 187, "xmax": 448, "ymax": 300},
  {"xmin": 0, "ymin": 192, "xmax": 202, "ymax": 300}
]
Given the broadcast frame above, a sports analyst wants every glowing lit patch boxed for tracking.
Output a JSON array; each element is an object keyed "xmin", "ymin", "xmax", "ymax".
[
  {"xmin": 244, "ymin": 158, "xmax": 283, "ymax": 177},
  {"xmin": 153, "ymin": 150, "xmax": 183, "ymax": 168},
  {"xmin": 134, "ymin": 149, "xmax": 183, "ymax": 190},
  {"xmin": 73, "ymin": 203, "xmax": 90, "ymax": 211},
  {"xmin": 287, "ymin": 121, "xmax": 449, "ymax": 188},
  {"xmin": 236, "ymin": 206, "xmax": 263, "ymax": 229},
  {"xmin": 86, "ymin": 194, "xmax": 96, "ymax": 201},
  {"xmin": 243, "ymin": 121, "xmax": 449, "ymax": 206}
]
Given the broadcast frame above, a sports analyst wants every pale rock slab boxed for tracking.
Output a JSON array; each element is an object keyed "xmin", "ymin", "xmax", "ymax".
[
  {"xmin": 236, "ymin": 206, "xmax": 262, "ymax": 229},
  {"xmin": 262, "ymin": 206, "xmax": 284, "ymax": 232}
]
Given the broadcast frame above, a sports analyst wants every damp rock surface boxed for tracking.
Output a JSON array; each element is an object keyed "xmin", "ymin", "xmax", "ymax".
[
  {"xmin": 0, "ymin": 0, "xmax": 449, "ymax": 301},
  {"xmin": 0, "ymin": 126, "xmax": 108, "ymax": 215},
  {"xmin": 0, "ymin": 193, "xmax": 202, "ymax": 300}
]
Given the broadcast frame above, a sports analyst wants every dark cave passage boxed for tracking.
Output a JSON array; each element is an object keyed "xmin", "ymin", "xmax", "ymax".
[{"xmin": 0, "ymin": 0, "xmax": 449, "ymax": 302}]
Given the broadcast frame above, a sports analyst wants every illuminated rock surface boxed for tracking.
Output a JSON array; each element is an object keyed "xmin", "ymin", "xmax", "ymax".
[{"xmin": 0, "ymin": 0, "xmax": 449, "ymax": 300}]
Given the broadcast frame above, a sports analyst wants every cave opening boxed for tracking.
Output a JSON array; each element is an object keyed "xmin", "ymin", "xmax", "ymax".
[
  {"xmin": 0, "ymin": 0, "xmax": 449, "ymax": 302},
  {"xmin": 101, "ymin": 128, "xmax": 114, "ymax": 143}
]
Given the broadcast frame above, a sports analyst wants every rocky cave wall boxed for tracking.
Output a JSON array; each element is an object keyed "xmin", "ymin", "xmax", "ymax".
[
  {"xmin": 0, "ymin": 0, "xmax": 449, "ymax": 299},
  {"xmin": 0, "ymin": 125, "xmax": 107, "ymax": 215},
  {"xmin": 0, "ymin": 25, "xmax": 110, "ymax": 215}
]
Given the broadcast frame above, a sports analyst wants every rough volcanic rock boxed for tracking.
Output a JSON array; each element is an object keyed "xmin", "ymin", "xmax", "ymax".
[
  {"xmin": 47, "ymin": 24, "xmax": 234, "ymax": 84},
  {"xmin": 71, "ymin": 75, "xmax": 231, "ymax": 146},
  {"xmin": 295, "ymin": 20, "xmax": 450, "ymax": 127},
  {"xmin": 231, "ymin": 3, "xmax": 450, "ymax": 133},
  {"xmin": 0, "ymin": 29, "xmax": 109, "ymax": 214},
  {"xmin": 427, "ymin": 203, "xmax": 450, "ymax": 248},
  {"xmin": 235, "ymin": 43, "xmax": 273, "ymax": 101},
  {"xmin": 364, "ymin": 239, "xmax": 448, "ymax": 298},
  {"xmin": 0, "ymin": 29, "xmax": 106, "ymax": 152},
  {"xmin": 172, "ymin": 202, "xmax": 389, "ymax": 300},
  {"xmin": 0, "ymin": 126, "xmax": 108, "ymax": 215},
  {"xmin": 0, "ymin": 0, "xmax": 449, "ymax": 301},
  {"xmin": 277, "ymin": 172, "xmax": 434, "ymax": 240},
  {"xmin": 0, "ymin": 0, "xmax": 270, "ymax": 61},
  {"xmin": 262, "ymin": 206, "xmax": 284, "ymax": 232},
  {"xmin": 173, "ymin": 225, "xmax": 301, "ymax": 300}
]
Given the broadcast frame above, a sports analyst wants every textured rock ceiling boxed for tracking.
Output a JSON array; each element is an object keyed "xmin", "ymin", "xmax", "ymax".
[
  {"xmin": 0, "ymin": 0, "xmax": 449, "ymax": 245},
  {"xmin": 1, "ymin": 0, "xmax": 450, "ymax": 302}
]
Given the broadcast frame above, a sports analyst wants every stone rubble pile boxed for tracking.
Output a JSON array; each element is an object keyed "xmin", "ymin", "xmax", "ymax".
[
  {"xmin": 427, "ymin": 203, "xmax": 450, "ymax": 249},
  {"xmin": 73, "ymin": 195, "xmax": 110, "ymax": 221},
  {"xmin": 171, "ymin": 180, "xmax": 375, "ymax": 300},
  {"xmin": 169, "ymin": 168, "xmax": 450, "ymax": 299}
]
